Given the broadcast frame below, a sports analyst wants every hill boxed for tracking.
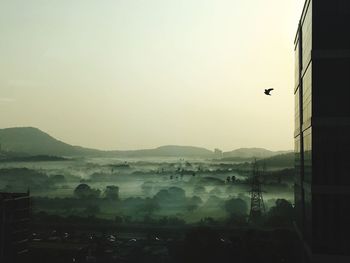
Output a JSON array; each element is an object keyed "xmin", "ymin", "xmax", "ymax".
[
  {"xmin": 257, "ymin": 152, "xmax": 294, "ymax": 168},
  {"xmin": 0, "ymin": 127, "xmax": 98, "ymax": 156},
  {"xmin": 111, "ymin": 145, "xmax": 214, "ymax": 158},
  {"xmin": 222, "ymin": 148, "xmax": 290, "ymax": 160},
  {"xmin": 0, "ymin": 127, "xmax": 213, "ymax": 157},
  {"xmin": 0, "ymin": 127, "xmax": 291, "ymax": 159}
]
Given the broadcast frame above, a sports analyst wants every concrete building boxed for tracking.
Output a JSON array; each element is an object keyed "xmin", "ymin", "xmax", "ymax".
[
  {"xmin": 294, "ymin": 0, "xmax": 350, "ymax": 262},
  {"xmin": 0, "ymin": 192, "xmax": 31, "ymax": 263}
]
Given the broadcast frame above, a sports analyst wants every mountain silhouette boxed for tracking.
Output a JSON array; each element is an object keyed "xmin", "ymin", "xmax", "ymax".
[{"xmin": 0, "ymin": 127, "xmax": 290, "ymax": 158}]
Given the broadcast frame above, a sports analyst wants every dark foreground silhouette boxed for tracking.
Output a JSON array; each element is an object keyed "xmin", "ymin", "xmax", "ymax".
[{"xmin": 26, "ymin": 214, "xmax": 300, "ymax": 263}]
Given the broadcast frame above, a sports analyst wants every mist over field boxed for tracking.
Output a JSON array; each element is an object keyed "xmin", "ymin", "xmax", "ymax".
[
  {"xmin": 0, "ymin": 129, "xmax": 298, "ymax": 245},
  {"xmin": 0, "ymin": 154, "xmax": 294, "ymax": 224},
  {"xmin": 0, "ymin": 127, "xmax": 294, "ymax": 226},
  {"xmin": 0, "ymin": 127, "xmax": 299, "ymax": 263}
]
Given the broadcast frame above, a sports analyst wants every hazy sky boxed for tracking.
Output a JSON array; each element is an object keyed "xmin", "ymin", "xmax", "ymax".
[{"xmin": 0, "ymin": 0, "xmax": 305, "ymax": 151}]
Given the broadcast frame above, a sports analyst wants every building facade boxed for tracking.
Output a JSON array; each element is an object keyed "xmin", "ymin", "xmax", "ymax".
[
  {"xmin": 294, "ymin": 0, "xmax": 350, "ymax": 262},
  {"xmin": 0, "ymin": 192, "xmax": 31, "ymax": 263}
]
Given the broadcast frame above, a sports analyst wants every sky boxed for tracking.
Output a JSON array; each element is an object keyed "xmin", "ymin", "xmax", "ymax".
[{"xmin": 0, "ymin": 0, "xmax": 305, "ymax": 151}]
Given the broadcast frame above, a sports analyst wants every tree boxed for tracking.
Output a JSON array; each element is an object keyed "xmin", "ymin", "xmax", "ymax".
[
  {"xmin": 154, "ymin": 189, "xmax": 170, "ymax": 201},
  {"xmin": 154, "ymin": 187, "xmax": 187, "ymax": 211},
  {"xmin": 168, "ymin": 187, "xmax": 186, "ymax": 200},
  {"xmin": 193, "ymin": 185, "xmax": 206, "ymax": 196},
  {"xmin": 200, "ymin": 217, "xmax": 217, "ymax": 225},
  {"xmin": 224, "ymin": 198, "xmax": 248, "ymax": 226},
  {"xmin": 49, "ymin": 174, "xmax": 66, "ymax": 184},
  {"xmin": 187, "ymin": 196, "xmax": 202, "ymax": 212},
  {"xmin": 266, "ymin": 199, "xmax": 294, "ymax": 226},
  {"xmin": 141, "ymin": 197, "xmax": 160, "ymax": 216},
  {"xmin": 74, "ymin": 183, "xmax": 100, "ymax": 199},
  {"xmin": 141, "ymin": 181, "xmax": 153, "ymax": 195},
  {"xmin": 224, "ymin": 198, "xmax": 248, "ymax": 216},
  {"xmin": 104, "ymin": 185, "xmax": 119, "ymax": 200},
  {"xmin": 85, "ymin": 204, "xmax": 100, "ymax": 216}
]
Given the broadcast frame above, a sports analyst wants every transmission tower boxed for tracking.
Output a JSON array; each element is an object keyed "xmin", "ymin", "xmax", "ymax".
[{"xmin": 248, "ymin": 159, "xmax": 266, "ymax": 223}]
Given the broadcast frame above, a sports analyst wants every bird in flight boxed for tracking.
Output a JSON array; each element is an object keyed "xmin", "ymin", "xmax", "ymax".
[{"xmin": 264, "ymin": 88, "xmax": 274, "ymax": 96}]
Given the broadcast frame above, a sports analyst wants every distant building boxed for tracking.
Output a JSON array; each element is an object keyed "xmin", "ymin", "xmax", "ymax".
[
  {"xmin": 0, "ymin": 192, "xmax": 31, "ymax": 263},
  {"xmin": 214, "ymin": 148, "xmax": 223, "ymax": 158},
  {"xmin": 294, "ymin": 0, "xmax": 350, "ymax": 262}
]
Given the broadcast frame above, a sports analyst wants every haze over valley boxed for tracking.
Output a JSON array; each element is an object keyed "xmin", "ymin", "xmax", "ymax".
[{"xmin": 0, "ymin": 126, "xmax": 294, "ymax": 224}]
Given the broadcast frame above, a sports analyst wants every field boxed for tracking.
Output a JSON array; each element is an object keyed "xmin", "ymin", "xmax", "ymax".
[{"xmin": 0, "ymin": 156, "xmax": 294, "ymax": 223}]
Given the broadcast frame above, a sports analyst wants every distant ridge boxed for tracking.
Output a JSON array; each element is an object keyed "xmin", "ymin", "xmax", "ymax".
[
  {"xmin": 257, "ymin": 152, "xmax": 294, "ymax": 168},
  {"xmin": 0, "ymin": 127, "xmax": 291, "ymax": 158},
  {"xmin": 113, "ymin": 145, "xmax": 214, "ymax": 158},
  {"xmin": 0, "ymin": 127, "xmax": 213, "ymax": 157},
  {"xmin": 0, "ymin": 127, "xmax": 97, "ymax": 156},
  {"xmin": 222, "ymin": 147, "xmax": 290, "ymax": 159}
]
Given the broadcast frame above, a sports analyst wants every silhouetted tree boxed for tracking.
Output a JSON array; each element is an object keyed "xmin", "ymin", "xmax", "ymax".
[
  {"xmin": 141, "ymin": 197, "xmax": 160, "ymax": 216},
  {"xmin": 231, "ymin": 175, "xmax": 236, "ymax": 183},
  {"xmin": 84, "ymin": 204, "xmax": 100, "ymax": 216},
  {"xmin": 104, "ymin": 185, "xmax": 119, "ymax": 200},
  {"xmin": 193, "ymin": 185, "xmax": 206, "ymax": 196},
  {"xmin": 186, "ymin": 196, "xmax": 202, "ymax": 212},
  {"xmin": 74, "ymin": 183, "xmax": 100, "ymax": 199},
  {"xmin": 266, "ymin": 199, "xmax": 294, "ymax": 226},
  {"xmin": 224, "ymin": 198, "xmax": 248, "ymax": 217}
]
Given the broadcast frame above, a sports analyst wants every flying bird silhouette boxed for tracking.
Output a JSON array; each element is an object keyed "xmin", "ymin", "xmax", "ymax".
[{"xmin": 264, "ymin": 88, "xmax": 274, "ymax": 96}]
